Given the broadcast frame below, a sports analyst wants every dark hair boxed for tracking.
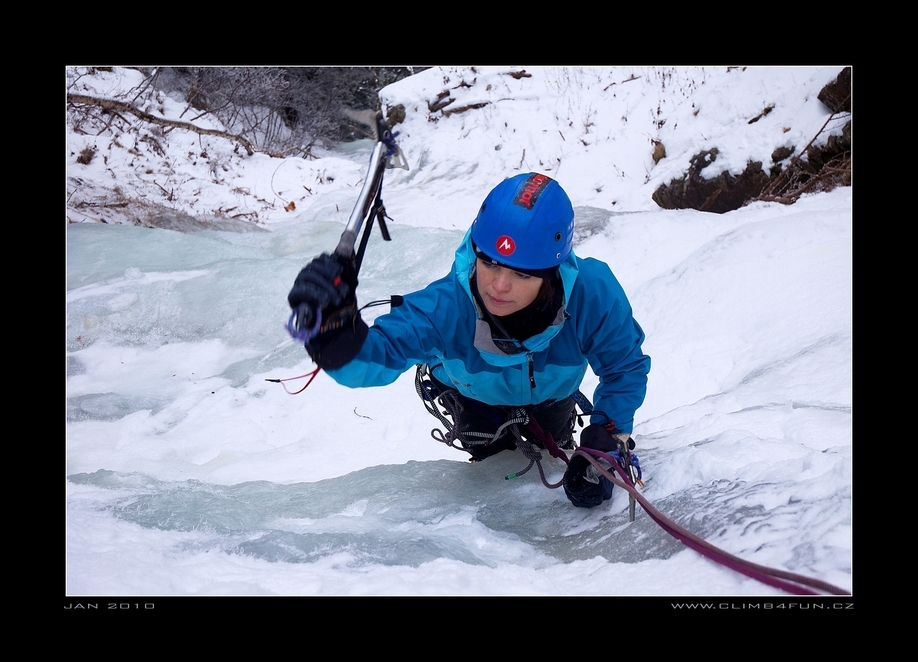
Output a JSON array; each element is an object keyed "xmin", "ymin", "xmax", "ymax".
[{"xmin": 535, "ymin": 274, "xmax": 557, "ymax": 308}]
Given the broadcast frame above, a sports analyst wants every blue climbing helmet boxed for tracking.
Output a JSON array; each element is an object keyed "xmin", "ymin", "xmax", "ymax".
[{"xmin": 471, "ymin": 172, "xmax": 574, "ymax": 272}]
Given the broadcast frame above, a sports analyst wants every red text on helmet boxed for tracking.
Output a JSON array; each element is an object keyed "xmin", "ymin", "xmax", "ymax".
[{"xmin": 513, "ymin": 173, "xmax": 552, "ymax": 210}]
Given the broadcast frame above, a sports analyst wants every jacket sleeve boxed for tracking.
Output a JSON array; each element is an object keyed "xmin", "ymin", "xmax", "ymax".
[
  {"xmin": 572, "ymin": 259, "xmax": 650, "ymax": 432},
  {"xmin": 324, "ymin": 276, "xmax": 450, "ymax": 388}
]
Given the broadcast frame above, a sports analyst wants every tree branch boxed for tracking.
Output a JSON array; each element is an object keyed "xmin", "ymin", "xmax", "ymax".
[{"xmin": 66, "ymin": 93, "xmax": 258, "ymax": 156}]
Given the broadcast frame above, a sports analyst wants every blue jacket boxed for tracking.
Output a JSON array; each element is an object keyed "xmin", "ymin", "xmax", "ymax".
[{"xmin": 327, "ymin": 229, "xmax": 650, "ymax": 432}]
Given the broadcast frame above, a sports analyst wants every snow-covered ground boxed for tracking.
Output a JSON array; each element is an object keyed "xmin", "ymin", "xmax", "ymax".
[{"xmin": 65, "ymin": 66, "xmax": 852, "ymax": 603}]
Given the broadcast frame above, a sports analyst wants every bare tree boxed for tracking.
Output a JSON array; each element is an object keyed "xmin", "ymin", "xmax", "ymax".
[{"xmin": 148, "ymin": 67, "xmax": 420, "ymax": 155}]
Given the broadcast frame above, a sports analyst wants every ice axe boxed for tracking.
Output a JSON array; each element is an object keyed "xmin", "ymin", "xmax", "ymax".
[{"xmin": 287, "ymin": 109, "xmax": 408, "ymax": 341}]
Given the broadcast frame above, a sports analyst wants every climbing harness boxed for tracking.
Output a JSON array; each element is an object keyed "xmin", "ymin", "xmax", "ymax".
[{"xmin": 415, "ymin": 363, "xmax": 573, "ymax": 488}]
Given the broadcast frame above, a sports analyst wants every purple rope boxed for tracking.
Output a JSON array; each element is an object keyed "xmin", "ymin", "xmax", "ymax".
[{"xmin": 576, "ymin": 448, "xmax": 849, "ymax": 596}]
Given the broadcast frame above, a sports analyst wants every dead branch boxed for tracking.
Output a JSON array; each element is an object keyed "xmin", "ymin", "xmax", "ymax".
[
  {"xmin": 442, "ymin": 102, "xmax": 489, "ymax": 118},
  {"xmin": 758, "ymin": 108, "xmax": 849, "ymax": 200},
  {"xmin": 67, "ymin": 93, "xmax": 258, "ymax": 156}
]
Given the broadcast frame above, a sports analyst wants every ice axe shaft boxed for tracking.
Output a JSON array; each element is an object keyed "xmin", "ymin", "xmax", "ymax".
[{"xmin": 288, "ymin": 110, "xmax": 406, "ymax": 341}]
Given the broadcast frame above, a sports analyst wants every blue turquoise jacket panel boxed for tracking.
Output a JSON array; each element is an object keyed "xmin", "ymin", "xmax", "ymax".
[{"xmin": 327, "ymin": 230, "xmax": 650, "ymax": 432}]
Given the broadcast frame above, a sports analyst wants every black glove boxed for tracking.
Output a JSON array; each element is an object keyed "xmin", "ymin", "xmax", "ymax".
[
  {"xmin": 288, "ymin": 253, "xmax": 367, "ymax": 369},
  {"xmin": 579, "ymin": 424, "xmax": 635, "ymax": 452},
  {"xmin": 288, "ymin": 253, "xmax": 356, "ymax": 323},
  {"xmin": 562, "ymin": 424, "xmax": 631, "ymax": 508}
]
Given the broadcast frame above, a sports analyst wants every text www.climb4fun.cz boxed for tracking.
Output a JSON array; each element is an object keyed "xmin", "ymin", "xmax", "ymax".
[{"xmin": 671, "ymin": 602, "xmax": 854, "ymax": 610}]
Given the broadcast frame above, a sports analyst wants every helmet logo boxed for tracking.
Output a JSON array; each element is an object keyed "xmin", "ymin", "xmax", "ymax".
[
  {"xmin": 513, "ymin": 173, "xmax": 552, "ymax": 210},
  {"xmin": 496, "ymin": 235, "xmax": 516, "ymax": 256}
]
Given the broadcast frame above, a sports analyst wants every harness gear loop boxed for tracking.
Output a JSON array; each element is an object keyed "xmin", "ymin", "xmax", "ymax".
[
  {"xmin": 504, "ymin": 412, "xmax": 567, "ymax": 488},
  {"xmin": 415, "ymin": 364, "xmax": 569, "ymax": 488}
]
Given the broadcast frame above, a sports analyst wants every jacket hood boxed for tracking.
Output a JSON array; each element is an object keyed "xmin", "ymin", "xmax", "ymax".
[{"xmin": 454, "ymin": 227, "xmax": 579, "ymax": 365}]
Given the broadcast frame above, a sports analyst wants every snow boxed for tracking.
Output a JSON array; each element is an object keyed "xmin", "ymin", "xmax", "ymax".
[{"xmin": 65, "ymin": 66, "xmax": 852, "ymax": 605}]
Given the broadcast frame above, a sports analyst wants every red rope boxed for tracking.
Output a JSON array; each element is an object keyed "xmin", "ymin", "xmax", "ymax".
[{"xmin": 265, "ymin": 366, "xmax": 322, "ymax": 394}]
